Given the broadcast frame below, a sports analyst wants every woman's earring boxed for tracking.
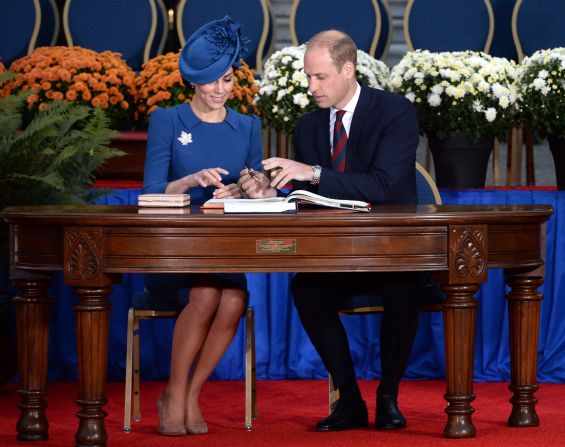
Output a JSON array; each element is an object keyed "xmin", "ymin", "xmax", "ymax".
[{"xmin": 190, "ymin": 83, "xmax": 195, "ymax": 88}]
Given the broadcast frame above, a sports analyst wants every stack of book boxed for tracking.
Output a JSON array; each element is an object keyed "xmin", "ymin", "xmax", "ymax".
[{"xmin": 137, "ymin": 194, "xmax": 190, "ymax": 214}]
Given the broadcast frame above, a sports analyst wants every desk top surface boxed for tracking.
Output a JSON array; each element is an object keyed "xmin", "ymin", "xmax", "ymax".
[{"xmin": 1, "ymin": 204, "xmax": 554, "ymax": 227}]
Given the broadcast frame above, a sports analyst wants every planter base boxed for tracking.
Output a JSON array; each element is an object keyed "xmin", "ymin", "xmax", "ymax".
[
  {"xmin": 428, "ymin": 134, "xmax": 494, "ymax": 188},
  {"xmin": 98, "ymin": 131, "xmax": 147, "ymax": 180},
  {"xmin": 548, "ymin": 135, "xmax": 565, "ymax": 190}
]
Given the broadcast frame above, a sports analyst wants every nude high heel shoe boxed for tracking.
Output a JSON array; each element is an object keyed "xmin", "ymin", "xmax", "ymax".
[
  {"xmin": 186, "ymin": 421, "xmax": 208, "ymax": 435},
  {"xmin": 157, "ymin": 395, "xmax": 187, "ymax": 436}
]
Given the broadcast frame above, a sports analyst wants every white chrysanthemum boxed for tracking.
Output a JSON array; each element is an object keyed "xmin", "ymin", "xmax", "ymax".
[
  {"xmin": 532, "ymin": 78, "xmax": 547, "ymax": 89},
  {"xmin": 485, "ymin": 107, "xmax": 497, "ymax": 122},
  {"xmin": 388, "ymin": 49, "xmax": 519, "ymax": 138},
  {"xmin": 427, "ymin": 93, "xmax": 441, "ymax": 107},
  {"xmin": 293, "ymin": 92, "xmax": 310, "ymax": 108},
  {"xmin": 499, "ymin": 95, "xmax": 510, "ymax": 108}
]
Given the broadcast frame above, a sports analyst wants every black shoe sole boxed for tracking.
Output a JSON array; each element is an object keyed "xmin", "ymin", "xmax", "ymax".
[
  {"xmin": 316, "ymin": 422, "xmax": 369, "ymax": 432},
  {"xmin": 375, "ymin": 422, "xmax": 407, "ymax": 430}
]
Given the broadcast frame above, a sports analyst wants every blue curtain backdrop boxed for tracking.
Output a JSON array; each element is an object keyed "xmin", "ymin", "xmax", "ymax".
[{"xmin": 43, "ymin": 189, "xmax": 565, "ymax": 383}]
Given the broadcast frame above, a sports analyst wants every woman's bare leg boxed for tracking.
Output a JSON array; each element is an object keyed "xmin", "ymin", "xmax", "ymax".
[
  {"xmin": 159, "ymin": 284, "xmax": 221, "ymax": 432},
  {"xmin": 185, "ymin": 287, "xmax": 246, "ymax": 432}
]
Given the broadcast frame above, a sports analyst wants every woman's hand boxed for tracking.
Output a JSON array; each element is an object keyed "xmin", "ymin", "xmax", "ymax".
[
  {"xmin": 212, "ymin": 183, "xmax": 243, "ymax": 199},
  {"xmin": 187, "ymin": 168, "xmax": 229, "ymax": 189},
  {"xmin": 165, "ymin": 167, "xmax": 228, "ymax": 194}
]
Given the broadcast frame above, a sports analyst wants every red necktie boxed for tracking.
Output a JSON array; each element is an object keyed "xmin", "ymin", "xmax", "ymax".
[{"xmin": 332, "ymin": 110, "xmax": 347, "ymax": 172}]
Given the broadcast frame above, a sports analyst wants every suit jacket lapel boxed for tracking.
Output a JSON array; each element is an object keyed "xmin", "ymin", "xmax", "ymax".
[
  {"xmin": 347, "ymin": 85, "xmax": 371, "ymax": 169},
  {"xmin": 315, "ymin": 108, "xmax": 332, "ymax": 167}
]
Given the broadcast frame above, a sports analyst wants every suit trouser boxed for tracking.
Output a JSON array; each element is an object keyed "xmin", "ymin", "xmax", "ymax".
[{"xmin": 291, "ymin": 271, "xmax": 424, "ymax": 399}]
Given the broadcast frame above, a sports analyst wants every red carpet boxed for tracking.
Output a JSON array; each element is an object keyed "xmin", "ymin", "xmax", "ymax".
[{"xmin": 1, "ymin": 380, "xmax": 564, "ymax": 446}]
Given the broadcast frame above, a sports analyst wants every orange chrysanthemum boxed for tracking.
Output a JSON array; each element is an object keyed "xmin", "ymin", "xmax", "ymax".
[
  {"xmin": 136, "ymin": 52, "xmax": 259, "ymax": 126},
  {"xmin": 1, "ymin": 46, "xmax": 139, "ymax": 128}
]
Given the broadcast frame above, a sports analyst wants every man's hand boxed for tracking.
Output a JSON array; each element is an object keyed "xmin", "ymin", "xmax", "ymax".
[
  {"xmin": 212, "ymin": 183, "xmax": 243, "ymax": 199},
  {"xmin": 238, "ymin": 167, "xmax": 277, "ymax": 198},
  {"xmin": 262, "ymin": 157, "xmax": 314, "ymax": 189}
]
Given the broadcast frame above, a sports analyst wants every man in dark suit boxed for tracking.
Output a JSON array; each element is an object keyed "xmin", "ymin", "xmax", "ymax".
[{"xmin": 239, "ymin": 30, "xmax": 423, "ymax": 432}]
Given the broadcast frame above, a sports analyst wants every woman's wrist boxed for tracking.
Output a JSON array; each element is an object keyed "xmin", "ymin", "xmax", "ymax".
[{"xmin": 165, "ymin": 176, "xmax": 192, "ymax": 194}]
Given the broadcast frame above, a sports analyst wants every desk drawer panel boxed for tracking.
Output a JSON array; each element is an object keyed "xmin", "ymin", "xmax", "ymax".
[{"xmin": 104, "ymin": 228, "xmax": 448, "ymax": 272}]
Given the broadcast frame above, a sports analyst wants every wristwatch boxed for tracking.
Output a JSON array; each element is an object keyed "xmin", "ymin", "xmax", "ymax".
[{"xmin": 310, "ymin": 165, "xmax": 322, "ymax": 185}]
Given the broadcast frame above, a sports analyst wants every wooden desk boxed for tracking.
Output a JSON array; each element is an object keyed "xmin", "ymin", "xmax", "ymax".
[{"xmin": 2, "ymin": 204, "xmax": 552, "ymax": 446}]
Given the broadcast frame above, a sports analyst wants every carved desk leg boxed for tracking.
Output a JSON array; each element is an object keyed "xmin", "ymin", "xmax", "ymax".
[
  {"xmin": 505, "ymin": 272, "xmax": 543, "ymax": 427},
  {"xmin": 72, "ymin": 286, "xmax": 112, "ymax": 447},
  {"xmin": 64, "ymin": 226, "xmax": 114, "ymax": 447},
  {"xmin": 440, "ymin": 224, "xmax": 487, "ymax": 438},
  {"xmin": 13, "ymin": 277, "xmax": 51, "ymax": 441},
  {"xmin": 441, "ymin": 283, "xmax": 479, "ymax": 438}
]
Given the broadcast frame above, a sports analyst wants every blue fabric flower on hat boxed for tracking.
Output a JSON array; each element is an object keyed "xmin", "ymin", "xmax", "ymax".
[{"xmin": 179, "ymin": 15, "xmax": 249, "ymax": 85}]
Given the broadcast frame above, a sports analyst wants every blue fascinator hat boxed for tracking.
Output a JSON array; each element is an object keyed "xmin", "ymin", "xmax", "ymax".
[{"xmin": 179, "ymin": 15, "xmax": 249, "ymax": 85}]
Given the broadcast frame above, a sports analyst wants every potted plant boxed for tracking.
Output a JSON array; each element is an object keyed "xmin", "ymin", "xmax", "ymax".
[
  {"xmin": 517, "ymin": 47, "xmax": 565, "ymax": 189},
  {"xmin": 256, "ymin": 45, "xmax": 390, "ymax": 136},
  {"xmin": 388, "ymin": 50, "xmax": 519, "ymax": 188},
  {"xmin": 0, "ymin": 46, "xmax": 139, "ymax": 130}
]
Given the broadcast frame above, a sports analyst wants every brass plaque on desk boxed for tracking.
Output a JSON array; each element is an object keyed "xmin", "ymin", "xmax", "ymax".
[{"xmin": 256, "ymin": 239, "xmax": 297, "ymax": 254}]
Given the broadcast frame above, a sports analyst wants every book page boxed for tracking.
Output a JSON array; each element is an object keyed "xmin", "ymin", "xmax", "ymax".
[
  {"xmin": 223, "ymin": 201, "xmax": 296, "ymax": 213},
  {"xmin": 286, "ymin": 190, "xmax": 370, "ymax": 211}
]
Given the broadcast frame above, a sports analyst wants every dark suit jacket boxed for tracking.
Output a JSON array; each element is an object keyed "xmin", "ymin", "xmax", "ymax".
[{"xmin": 292, "ymin": 85, "xmax": 419, "ymax": 205}]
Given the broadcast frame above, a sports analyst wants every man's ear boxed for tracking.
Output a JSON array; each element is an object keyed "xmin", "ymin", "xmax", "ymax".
[{"xmin": 343, "ymin": 60, "xmax": 355, "ymax": 79}]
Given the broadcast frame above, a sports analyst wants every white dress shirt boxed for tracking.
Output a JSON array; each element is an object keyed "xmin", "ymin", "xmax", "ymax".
[{"xmin": 329, "ymin": 82, "xmax": 361, "ymax": 155}]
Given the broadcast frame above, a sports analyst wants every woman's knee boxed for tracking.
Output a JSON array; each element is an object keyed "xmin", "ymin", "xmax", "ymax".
[{"xmin": 188, "ymin": 285, "xmax": 222, "ymax": 318}]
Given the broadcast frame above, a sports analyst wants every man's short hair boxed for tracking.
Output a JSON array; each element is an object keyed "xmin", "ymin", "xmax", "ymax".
[{"xmin": 307, "ymin": 30, "xmax": 357, "ymax": 71}]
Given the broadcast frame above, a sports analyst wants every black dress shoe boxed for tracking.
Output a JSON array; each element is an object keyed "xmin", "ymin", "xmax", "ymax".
[
  {"xmin": 375, "ymin": 391, "xmax": 407, "ymax": 430},
  {"xmin": 316, "ymin": 398, "xmax": 368, "ymax": 431}
]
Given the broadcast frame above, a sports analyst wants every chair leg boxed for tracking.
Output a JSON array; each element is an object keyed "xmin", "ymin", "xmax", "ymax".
[
  {"xmin": 507, "ymin": 127, "xmax": 523, "ymax": 186},
  {"xmin": 132, "ymin": 313, "xmax": 142, "ymax": 421},
  {"xmin": 525, "ymin": 128, "xmax": 535, "ymax": 185},
  {"xmin": 250, "ymin": 309, "xmax": 257, "ymax": 420},
  {"xmin": 492, "ymin": 138, "xmax": 500, "ymax": 186},
  {"xmin": 424, "ymin": 142, "xmax": 432, "ymax": 173},
  {"xmin": 245, "ymin": 307, "xmax": 256, "ymax": 430},
  {"xmin": 123, "ymin": 308, "xmax": 135, "ymax": 432},
  {"xmin": 328, "ymin": 375, "xmax": 339, "ymax": 413}
]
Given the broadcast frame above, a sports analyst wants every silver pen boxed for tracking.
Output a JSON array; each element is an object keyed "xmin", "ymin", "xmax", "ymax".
[{"xmin": 245, "ymin": 165, "xmax": 259, "ymax": 183}]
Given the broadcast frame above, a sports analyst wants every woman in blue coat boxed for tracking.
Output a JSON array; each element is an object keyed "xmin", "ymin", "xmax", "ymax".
[{"xmin": 142, "ymin": 16, "xmax": 262, "ymax": 436}]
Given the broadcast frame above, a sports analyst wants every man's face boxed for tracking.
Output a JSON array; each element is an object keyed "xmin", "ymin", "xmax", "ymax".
[{"xmin": 304, "ymin": 46, "xmax": 353, "ymax": 109}]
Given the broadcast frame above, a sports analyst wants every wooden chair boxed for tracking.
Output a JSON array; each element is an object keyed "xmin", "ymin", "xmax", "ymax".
[
  {"xmin": 511, "ymin": 0, "xmax": 565, "ymax": 186},
  {"xmin": 290, "ymin": 0, "xmax": 387, "ymax": 59},
  {"xmin": 36, "ymin": 0, "xmax": 60, "ymax": 48},
  {"xmin": 404, "ymin": 0, "xmax": 503, "ymax": 185},
  {"xmin": 123, "ymin": 290, "xmax": 257, "ymax": 431},
  {"xmin": 0, "ymin": 0, "xmax": 41, "ymax": 66},
  {"xmin": 328, "ymin": 162, "xmax": 443, "ymax": 407},
  {"xmin": 63, "ymin": 0, "xmax": 158, "ymax": 71}
]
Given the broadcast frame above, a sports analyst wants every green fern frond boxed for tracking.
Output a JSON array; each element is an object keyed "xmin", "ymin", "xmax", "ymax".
[{"xmin": 0, "ymin": 95, "xmax": 124, "ymax": 212}]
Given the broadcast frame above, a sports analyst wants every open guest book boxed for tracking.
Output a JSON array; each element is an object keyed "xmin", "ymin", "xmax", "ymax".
[
  {"xmin": 138, "ymin": 193, "xmax": 190, "ymax": 207},
  {"xmin": 202, "ymin": 190, "xmax": 371, "ymax": 213}
]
